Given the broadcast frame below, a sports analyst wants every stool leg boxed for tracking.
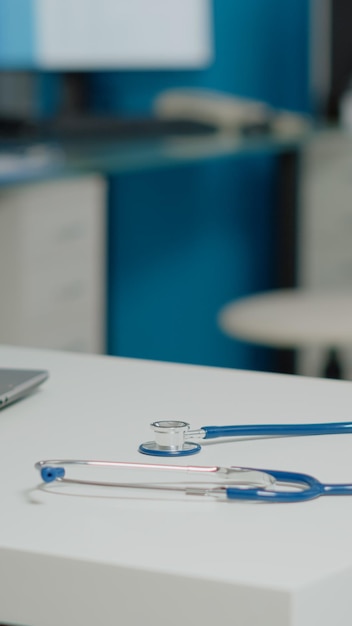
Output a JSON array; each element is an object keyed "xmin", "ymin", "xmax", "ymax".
[
  {"xmin": 322, "ymin": 348, "xmax": 343, "ymax": 379},
  {"xmin": 275, "ymin": 348, "xmax": 296, "ymax": 376},
  {"xmin": 275, "ymin": 149, "xmax": 301, "ymax": 288}
]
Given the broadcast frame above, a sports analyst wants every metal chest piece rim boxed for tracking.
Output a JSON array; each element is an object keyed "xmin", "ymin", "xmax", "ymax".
[{"xmin": 139, "ymin": 420, "xmax": 201, "ymax": 456}]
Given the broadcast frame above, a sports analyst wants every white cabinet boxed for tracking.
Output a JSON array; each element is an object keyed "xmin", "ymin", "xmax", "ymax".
[
  {"xmin": 297, "ymin": 131, "xmax": 352, "ymax": 377},
  {"xmin": 0, "ymin": 176, "xmax": 106, "ymax": 353},
  {"xmin": 299, "ymin": 131, "xmax": 352, "ymax": 290}
]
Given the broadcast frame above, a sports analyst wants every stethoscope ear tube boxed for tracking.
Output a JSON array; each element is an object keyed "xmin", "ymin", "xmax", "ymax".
[
  {"xmin": 35, "ymin": 460, "xmax": 352, "ymax": 503},
  {"xmin": 35, "ymin": 459, "xmax": 276, "ymax": 497}
]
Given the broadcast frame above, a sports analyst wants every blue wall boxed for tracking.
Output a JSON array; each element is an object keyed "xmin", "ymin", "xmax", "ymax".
[
  {"xmin": 106, "ymin": 156, "xmax": 280, "ymax": 369},
  {"xmin": 0, "ymin": 0, "xmax": 35, "ymax": 67},
  {"xmin": 90, "ymin": 1, "xmax": 311, "ymax": 369}
]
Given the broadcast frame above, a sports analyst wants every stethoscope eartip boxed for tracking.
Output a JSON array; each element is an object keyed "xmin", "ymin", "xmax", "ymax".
[{"xmin": 41, "ymin": 466, "xmax": 65, "ymax": 483}]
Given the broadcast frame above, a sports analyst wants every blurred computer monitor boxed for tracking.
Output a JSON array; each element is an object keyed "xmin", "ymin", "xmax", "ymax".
[{"xmin": 35, "ymin": 0, "xmax": 212, "ymax": 70}]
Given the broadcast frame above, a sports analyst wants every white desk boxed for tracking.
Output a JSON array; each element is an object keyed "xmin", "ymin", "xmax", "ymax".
[{"xmin": 1, "ymin": 345, "xmax": 352, "ymax": 626}]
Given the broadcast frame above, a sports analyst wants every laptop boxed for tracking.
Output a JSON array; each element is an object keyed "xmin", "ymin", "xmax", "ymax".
[{"xmin": 0, "ymin": 368, "xmax": 49, "ymax": 409}]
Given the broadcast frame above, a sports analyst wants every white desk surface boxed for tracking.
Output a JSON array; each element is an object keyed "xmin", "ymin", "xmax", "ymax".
[{"xmin": 1, "ymin": 345, "xmax": 352, "ymax": 626}]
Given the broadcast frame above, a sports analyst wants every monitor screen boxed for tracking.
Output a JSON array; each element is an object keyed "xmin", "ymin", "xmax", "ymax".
[{"xmin": 34, "ymin": 0, "xmax": 213, "ymax": 69}]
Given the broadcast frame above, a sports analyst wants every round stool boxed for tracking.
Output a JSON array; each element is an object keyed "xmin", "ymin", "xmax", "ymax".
[{"xmin": 218, "ymin": 289, "xmax": 352, "ymax": 379}]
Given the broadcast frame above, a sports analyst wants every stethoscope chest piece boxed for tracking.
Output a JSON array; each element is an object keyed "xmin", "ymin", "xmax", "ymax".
[
  {"xmin": 138, "ymin": 418, "xmax": 352, "ymax": 458},
  {"xmin": 139, "ymin": 420, "xmax": 201, "ymax": 457}
]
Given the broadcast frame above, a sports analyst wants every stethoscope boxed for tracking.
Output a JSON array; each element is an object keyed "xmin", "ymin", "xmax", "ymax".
[
  {"xmin": 138, "ymin": 419, "xmax": 352, "ymax": 457},
  {"xmin": 35, "ymin": 459, "xmax": 352, "ymax": 503}
]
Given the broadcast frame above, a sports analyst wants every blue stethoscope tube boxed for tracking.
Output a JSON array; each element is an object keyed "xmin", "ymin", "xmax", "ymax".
[
  {"xmin": 203, "ymin": 422, "xmax": 352, "ymax": 438},
  {"xmin": 225, "ymin": 469, "xmax": 352, "ymax": 503},
  {"xmin": 138, "ymin": 420, "xmax": 352, "ymax": 457}
]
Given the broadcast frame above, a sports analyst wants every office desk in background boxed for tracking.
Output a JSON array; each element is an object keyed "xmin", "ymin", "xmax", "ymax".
[
  {"xmin": 0, "ymin": 129, "xmax": 307, "ymax": 186},
  {"xmin": 0, "ymin": 127, "xmax": 308, "ymax": 360},
  {"xmin": 1, "ymin": 344, "xmax": 352, "ymax": 626}
]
